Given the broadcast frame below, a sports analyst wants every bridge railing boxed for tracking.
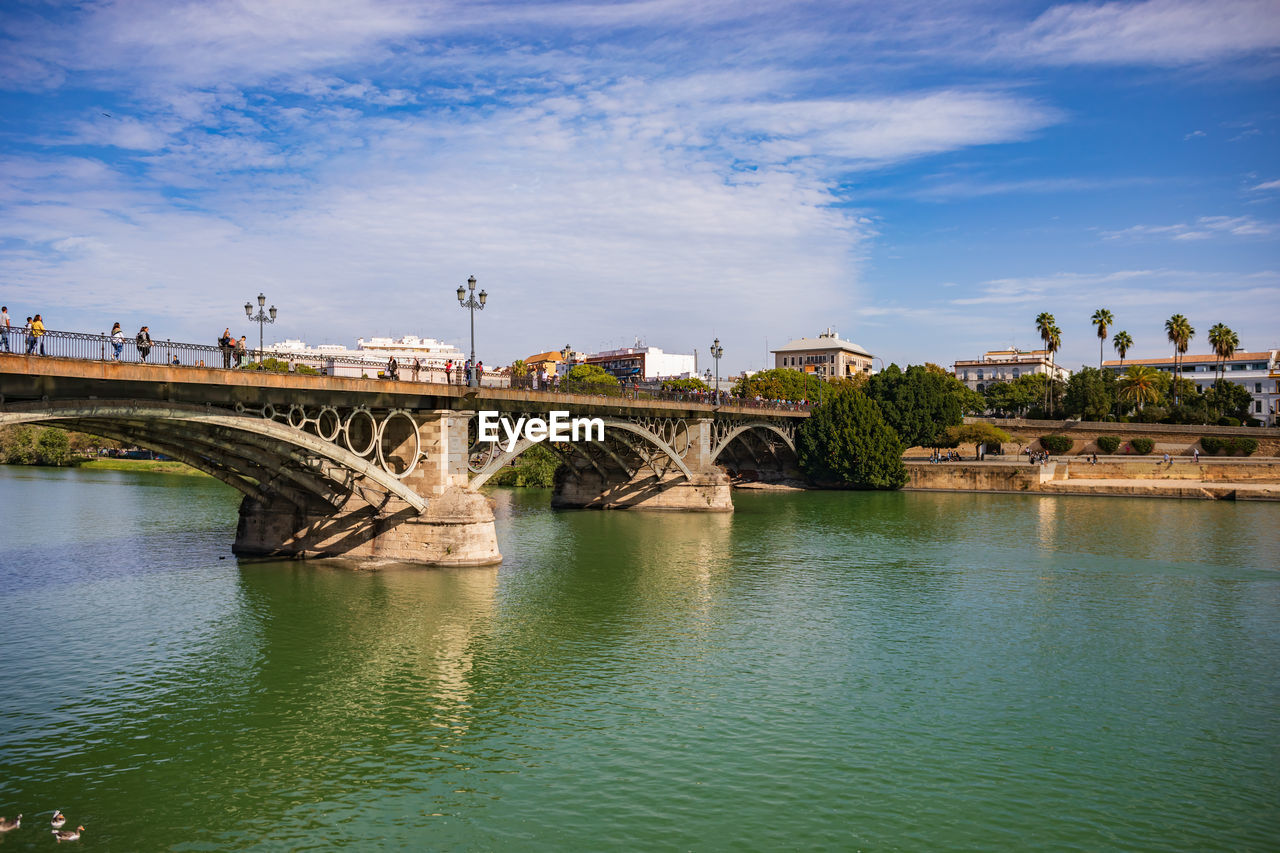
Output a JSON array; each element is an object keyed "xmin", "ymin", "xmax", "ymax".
[{"xmin": 3, "ymin": 328, "xmax": 810, "ymax": 411}]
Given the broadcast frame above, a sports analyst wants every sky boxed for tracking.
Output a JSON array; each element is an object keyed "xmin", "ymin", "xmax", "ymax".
[{"xmin": 1, "ymin": 0, "xmax": 1277, "ymax": 375}]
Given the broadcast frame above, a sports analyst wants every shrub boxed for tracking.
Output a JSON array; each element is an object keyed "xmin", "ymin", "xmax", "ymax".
[
  {"xmin": 1096, "ymin": 435, "xmax": 1121, "ymax": 454},
  {"xmin": 1039, "ymin": 434, "xmax": 1073, "ymax": 454},
  {"xmin": 1199, "ymin": 436, "xmax": 1223, "ymax": 454},
  {"xmin": 1227, "ymin": 437, "xmax": 1258, "ymax": 456},
  {"xmin": 1130, "ymin": 437, "xmax": 1155, "ymax": 455},
  {"xmin": 796, "ymin": 389, "xmax": 907, "ymax": 489},
  {"xmin": 1216, "ymin": 416, "xmax": 1241, "ymax": 427}
]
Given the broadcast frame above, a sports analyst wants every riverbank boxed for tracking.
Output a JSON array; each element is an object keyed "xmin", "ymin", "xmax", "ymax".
[
  {"xmin": 76, "ymin": 458, "xmax": 209, "ymax": 476},
  {"xmin": 905, "ymin": 457, "xmax": 1280, "ymax": 501}
]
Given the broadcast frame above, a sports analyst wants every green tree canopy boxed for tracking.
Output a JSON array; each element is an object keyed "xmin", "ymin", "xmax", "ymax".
[
  {"xmin": 983, "ymin": 374, "xmax": 1046, "ymax": 418},
  {"xmin": 562, "ymin": 363, "xmax": 621, "ymax": 394},
  {"xmin": 661, "ymin": 377, "xmax": 710, "ymax": 393},
  {"xmin": 795, "ymin": 388, "xmax": 907, "ymax": 489},
  {"xmin": 944, "ymin": 422, "xmax": 1012, "ymax": 448},
  {"xmin": 864, "ymin": 364, "xmax": 971, "ymax": 448},
  {"xmin": 1062, "ymin": 367, "xmax": 1116, "ymax": 420},
  {"xmin": 731, "ymin": 368, "xmax": 826, "ymax": 401}
]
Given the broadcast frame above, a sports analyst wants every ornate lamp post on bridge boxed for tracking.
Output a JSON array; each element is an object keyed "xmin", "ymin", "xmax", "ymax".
[
  {"xmin": 710, "ymin": 337, "xmax": 723, "ymax": 406},
  {"xmin": 560, "ymin": 344, "xmax": 574, "ymax": 380},
  {"xmin": 244, "ymin": 293, "xmax": 277, "ymax": 364},
  {"xmin": 456, "ymin": 275, "xmax": 487, "ymax": 387}
]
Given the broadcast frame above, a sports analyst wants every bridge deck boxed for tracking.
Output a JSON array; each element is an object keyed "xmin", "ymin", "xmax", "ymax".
[{"xmin": 0, "ymin": 354, "xmax": 808, "ymax": 420}]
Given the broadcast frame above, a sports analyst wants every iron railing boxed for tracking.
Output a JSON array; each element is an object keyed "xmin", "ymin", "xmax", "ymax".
[{"xmin": 2, "ymin": 327, "xmax": 811, "ymax": 411}]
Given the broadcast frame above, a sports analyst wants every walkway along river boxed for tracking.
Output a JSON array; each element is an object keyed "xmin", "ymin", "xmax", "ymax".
[{"xmin": 0, "ymin": 465, "xmax": 1277, "ymax": 849}]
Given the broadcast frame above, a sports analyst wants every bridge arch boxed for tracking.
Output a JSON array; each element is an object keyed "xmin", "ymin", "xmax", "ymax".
[
  {"xmin": 0, "ymin": 399, "xmax": 428, "ymax": 513},
  {"xmin": 466, "ymin": 416, "xmax": 695, "ymax": 489},
  {"xmin": 711, "ymin": 422, "xmax": 796, "ymax": 462}
]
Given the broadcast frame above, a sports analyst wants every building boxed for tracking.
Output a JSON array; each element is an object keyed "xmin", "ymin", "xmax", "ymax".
[
  {"xmin": 953, "ymin": 348, "xmax": 1071, "ymax": 392},
  {"xmin": 267, "ymin": 335, "xmax": 464, "ymax": 378},
  {"xmin": 772, "ymin": 329, "xmax": 874, "ymax": 380},
  {"xmin": 583, "ymin": 345, "xmax": 696, "ymax": 381},
  {"xmin": 1102, "ymin": 350, "xmax": 1279, "ymax": 426},
  {"xmin": 524, "ymin": 350, "xmax": 567, "ymax": 379}
]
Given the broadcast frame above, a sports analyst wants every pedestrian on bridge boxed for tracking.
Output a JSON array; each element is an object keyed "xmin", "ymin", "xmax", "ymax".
[
  {"xmin": 30, "ymin": 314, "xmax": 46, "ymax": 356},
  {"xmin": 412, "ymin": 357, "xmax": 421, "ymax": 382},
  {"xmin": 0, "ymin": 306, "xmax": 10, "ymax": 352},
  {"xmin": 110, "ymin": 323, "xmax": 125, "ymax": 359},
  {"xmin": 234, "ymin": 335, "xmax": 247, "ymax": 367},
  {"xmin": 386, "ymin": 356, "xmax": 399, "ymax": 381},
  {"xmin": 445, "ymin": 359, "xmax": 453, "ymax": 385},
  {"xmin": 475, "ymin": 360, "xmax": 483, "ymax": 386},
  {"xmin": 135, "ymin": 325, "xmax": 152, "ymax": 361},
  {"xmin": 219, "ymin": 328, "xmax": 233, "ymax": 369}
]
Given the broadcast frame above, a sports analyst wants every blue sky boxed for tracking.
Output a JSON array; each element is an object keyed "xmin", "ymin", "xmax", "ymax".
[{"xmin": 1, "ymin": 0, "xmax": 1277, "ymax": 374}]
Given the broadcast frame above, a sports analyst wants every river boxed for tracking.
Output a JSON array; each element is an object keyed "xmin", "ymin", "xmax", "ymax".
[{"xmin": 0, "ymin": 466, "xmax": 1277, "ymax": 850}]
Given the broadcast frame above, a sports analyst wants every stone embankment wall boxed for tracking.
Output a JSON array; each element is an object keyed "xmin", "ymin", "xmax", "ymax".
[
  {"xmin": 962, "ymin": 417, "xmax": 1280, "ymax": 457},
  {"xmin": 906, "ymin": 459, "xmax": 1280, "ymax": 501}
]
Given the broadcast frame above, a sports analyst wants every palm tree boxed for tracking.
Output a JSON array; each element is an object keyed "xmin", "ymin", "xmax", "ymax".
[
  {"xmin": 1036, "ymin": 312, "xmax": 1056, "ymax": 413},
  {"xmin": 1118, "ymin": 364, "xmax": 1160, "ymax": 412},
  {"xmin": 1091, "ymin": 308, "xmax": 1113, "ymax": 369},
  {"xmin": 1164, "ymin": 314, "xmax": 1194, "ymax": 404},
  {"xmin": 1112, "ymin": 330, "xmax": 1133, "ymax": 368},
  {"xmin": 1207, "ymin": 323, "xmax": 1238, "ymax": 382}
]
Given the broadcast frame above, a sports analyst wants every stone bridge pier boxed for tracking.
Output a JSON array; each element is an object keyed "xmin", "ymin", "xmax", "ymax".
[
  {"xmin": 236, "ymin": 410, "xmax": 502, "ymax": 566},
  {"xmin": 551, "ymin": 418, "xmax": 732, "ymax": 512}
]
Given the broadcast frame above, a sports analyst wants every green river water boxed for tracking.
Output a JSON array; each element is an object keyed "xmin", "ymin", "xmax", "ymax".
[{"xmin": 0, "ymin": 466, "xmax": 1277, "ymax": 851}]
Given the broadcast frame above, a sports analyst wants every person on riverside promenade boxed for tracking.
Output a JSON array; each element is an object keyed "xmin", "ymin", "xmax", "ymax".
[
  {"xmin": 0, "ymin": 306, "xmax": 10, "ymax": 352},
  {"xmin": 135, "ymin": 325, "xmax": 152, "ymax": 361},
  {"xmin": 110, "ymin": 323, "xmax": 125, "ymax": 360},
  {"xmin": 219, "ymin": 328, "xmax": 233, "ymax": 368},
  {"xmin": 1193, "ymin": 447, "xmax": 1200, "ymax": 463},
  {"xmin": 234, "ymin": 335, "xmax": 247, "ymax": 367},
  {"xmin": 30, "ymin": 314, "xmax": 46, "ymax": 355}
]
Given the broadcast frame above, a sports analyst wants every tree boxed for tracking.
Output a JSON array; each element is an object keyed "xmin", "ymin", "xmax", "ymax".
[
  {"xmin": 561, "ymin": 363, "xmax": 621, "ymax": 395},
  {"xmin": 1164, "ymin": 314, "xmax": 1194, "ymax": 402},
  {"xmin": 864, "ymin": 364, "xmax": 968, "ymax": 448},
  {"xmin": 1118, "ymin": 364, "xmax": 1160, "ymax": 410},
  {"xmin": 510, "ymin": 359, "xmax": 528, "ymax": 378},
  {"xmin": 1207, "ymin": 323, "xmax": 1238, "ymax": 384},
  {"xmin": 1112, "ymin": 330, "xmax": 1133, "ymax": 367},
  {"xmin": 35, "ymin": 428, "xmax": 71, "ymax": 466},
  {"xmin": 795, "ymin": 389, "xmax": 906, "ymax": 489},
  {"xmin": 661, "ymin": 377, "xmax": 710, "ymax": 393},
  {"xmin": 1091, "ymin": 308, "xmax": 1114, "ymax": 369},
  {"xmin": 732, "ymin": 368, "xmax": 826, "ymax": 402},
  {"xmin": 1036, "ymin": 312, "xmax": 1059, "ymax": 414},
  {"xmin": 1062, "ymin": 367, "xmax": 1115, "ymax": 421},
  {"xmin": 1205, "ymin": 380, "xmax": 1252, "ymax": 423},
  {"xmin": 944, "ymin": 422, "xmax": 1012, "ymax": 458},
  {"xmin": 983, "ymin": 374, "xmax": 1046, "ymax": 417}
]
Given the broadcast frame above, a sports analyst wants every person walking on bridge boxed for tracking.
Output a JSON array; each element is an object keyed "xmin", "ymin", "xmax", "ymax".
[
  {"xmin": 234, "ymin": 335, "xmax": 247, "ymax": 367},
  {"xmin": 219, "ymin": 328, "xmax": 233, "ymax": 368},
  {"xmin": 135, "ymin": 325, "xmax": 152, "ymax": 361},
  {"xmin": 0, "ymin": 306, "xmax": 10, "ymax": 352},
  {"xmin": 445, "ymin": 359, "xmax": 453, "ymax": 385},
  {"xmin": 110, "ymin": 322, "xmax": 125, "ymax": 360},
  {"xmin": 30, "ymin": 314, "xmax": 46, "ymax": 356}
]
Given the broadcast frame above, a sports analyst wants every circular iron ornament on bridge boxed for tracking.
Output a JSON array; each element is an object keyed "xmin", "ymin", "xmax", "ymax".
[
  {"xmin": 314, "ymin": 406, "xmax": 342, "ymax": 442},
  {"xmin": 287, "ymin": 404, "xmax": 307, "ymax": 429},
  {"xmin": 376, "ymin": 410, "xmax": 420, "ymax": 480},
  {"xmin": 343, "ymin": 409, "xmax": 378, "ymax": 457}
]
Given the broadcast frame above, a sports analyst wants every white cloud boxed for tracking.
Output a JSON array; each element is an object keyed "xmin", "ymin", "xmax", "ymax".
[
  {"xmin": 999, "ymin": 0, "xmax": 1280, "ymax": 66},
  {"xmin": 1103, "ymin": 215, "xmax": 1275, "ymax": 240},
  {"xmin": 1253, "ymin": 179, "xmax": 1280, "ymax": 191}
]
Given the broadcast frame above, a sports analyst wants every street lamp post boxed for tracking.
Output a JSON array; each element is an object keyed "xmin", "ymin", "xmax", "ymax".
[
  {"xmin": 244, "ymin": 293, "xmax": 277, "ymax": 364},
  {"xmin": 710, "ymin": 337, "xmax": 723, "ymax": 406},
  {"xmin": 456, "ymin": 275, "xmax": 487, "ymax": 387}
]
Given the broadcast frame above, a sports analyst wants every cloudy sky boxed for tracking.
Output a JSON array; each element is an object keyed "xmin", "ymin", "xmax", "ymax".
[{"xmin": 2, "ymin": 0, "xmax": 1277, "ymax": 373}]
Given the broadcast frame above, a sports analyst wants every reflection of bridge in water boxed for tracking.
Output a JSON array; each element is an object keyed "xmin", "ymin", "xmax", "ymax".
[{"xmin": 0, "ymin": 355, "xmax": 806, "ymax": 565}]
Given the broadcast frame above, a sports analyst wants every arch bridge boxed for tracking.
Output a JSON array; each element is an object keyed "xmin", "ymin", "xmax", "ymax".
[{"xmin": 0, "ymin": 355, "xmax": 805, "ymax": 565}]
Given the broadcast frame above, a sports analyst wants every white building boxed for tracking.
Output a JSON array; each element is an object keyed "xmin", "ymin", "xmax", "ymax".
[
  {"xmin": 1103, "ymin": 350, "xmax": 1279, "ymax": 426},
  {"xmin": 772, "ymin": 329, "xmax": 875, "ymax": 379},
  {"xmin": 267, "ymin": 336, "xmax": 466, "ymax": 379},
  {"xmin": 583, "ymin": 345, "xmax": 697, "ymax": 381},
  {"xmin": 953, "ymin": 348, "xmax": 1071, "ymax": 392}
]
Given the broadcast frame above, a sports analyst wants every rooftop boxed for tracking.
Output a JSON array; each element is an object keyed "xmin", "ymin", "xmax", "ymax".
[
  {"xmin": 1102, "ymin": 350, "xmax": 1276, "ymax": 367},
  {"xmin": 772, "ymin": 328, "xmax": 871, "ymax": 356}
]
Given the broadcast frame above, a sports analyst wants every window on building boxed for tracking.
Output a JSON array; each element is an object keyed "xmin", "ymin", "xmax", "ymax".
[
  {"xmin": 977, "ymin": 369, "xmax": 984, "ymax": 380},
  {"xmin": 1257, "ymin": 383, "xmax": 1263, "ymax": 393},
  {"xmin": 1012, "ymin": 368, "xmax": 1020, "ymax": 379},
  {"xmin": 1256, "ymin": 401, "xmax": 1263, "ymax": 413},
  {"xmin": 1232, "ymin": 364, "xmax": 1246, "ymax": 370}
]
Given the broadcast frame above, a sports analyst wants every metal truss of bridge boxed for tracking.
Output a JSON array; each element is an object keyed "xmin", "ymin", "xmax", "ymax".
[{"xmin": 0, "ymin": 355, "xmax": 805, "ymax": 565}]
